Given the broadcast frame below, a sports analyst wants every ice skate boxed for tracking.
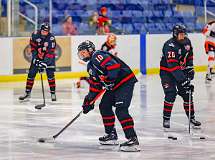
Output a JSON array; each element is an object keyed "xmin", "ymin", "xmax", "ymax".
[
  {"xmin": 19, "ymin": 92, "xmax": 31, "ymax": 101},
  {"xmin": 190, "ymin": 118, "xmax": 201, "ymax": 129},
  {"xmin": 205, "ymin": 73, "xmax": 212, "ymax": 83},
  {"xmin": 163, "ymin": 119, "xmax": 170, "ymax": 131},
  {"xmin": 99, "ymin": 129, "xmax": 118, "ymax": 145},
  {"xmin": 51, "ymin": 93, "xmax": 57, "ymax": 101},
  {"xmin": 120, "ymin": 137, "xmax": 140, "ymax": 152}
]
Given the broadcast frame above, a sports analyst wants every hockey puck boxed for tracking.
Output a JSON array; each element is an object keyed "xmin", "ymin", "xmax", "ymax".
[
  {"xmin": 172, "ymin": 137, "xmax": 177, "ymax": 140},
  {"xmin": 168, "ymin": 136, "xmax": 173, "ymax": 139},
  {"xmin": 38, "ymin": 138, "xmax": 46, "ymax": 143},
  {"xmin": 200, "ymin": 136, "xmax": 206, "ymax": 139},
  {"xmin": 35, "ymin": 104, "xmax": 45, "ymax": 110}
]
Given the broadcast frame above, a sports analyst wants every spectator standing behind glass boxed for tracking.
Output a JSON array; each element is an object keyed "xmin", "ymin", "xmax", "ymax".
[
  {"xmin": 97, "ymin": 7, "xmax": 112, "ymax": 35},
  {"xmin": 89, "ymin": 12, "xmax": 98, "ymax": 27},
  {"xmin": 88, "ymin": 12, "xmax": 99, "ymax": 34},
  {"xmin": 62, "ymin": 16, "xmax": 78, "ymax": 35}
]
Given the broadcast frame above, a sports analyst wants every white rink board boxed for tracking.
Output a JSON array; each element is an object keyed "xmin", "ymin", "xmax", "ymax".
[
  {"xmin": 71, "ymin": 35, "xmax": 140, "ymax": 72},
  {"xmin": 146, "ymin": 33, "xmax": 208, "ymax": 69},
  {"xmin": 0, "ymin": 38, "xmax": 13, "ymax": 75}
]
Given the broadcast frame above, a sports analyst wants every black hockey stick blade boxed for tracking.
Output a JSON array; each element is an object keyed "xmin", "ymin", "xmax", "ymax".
[
  {"xmin": 35, "ymin": 103, "xmax": 45, "ymax": 110},
  {"xmin": 38, "ymin": 137, "xmax": 55, "ymax": 143},
  {"xmin": 52, "ymin": 110, "xmax": 83, "ymax": 139},
  {"xmin": 38, "ymin": 111, "xmax": 82, "ymax": 143}
]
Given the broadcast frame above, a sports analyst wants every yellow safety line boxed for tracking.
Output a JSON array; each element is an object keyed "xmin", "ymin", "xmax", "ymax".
[
  {"xmin": 146, "ymin": 65, "xmax": 207, "ymax": 75},
  {"xmin": 0, "ymin": 69, "xmax": 140, "ymax": 83}
]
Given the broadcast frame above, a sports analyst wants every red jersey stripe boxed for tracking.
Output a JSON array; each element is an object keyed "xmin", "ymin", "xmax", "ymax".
[
  {"xmin": 113, "ymin": 73, "xmax": 135, "ymax": 90},
  {"xmin": 100, "ymin": 56, "xmax": 112, "ymax": 67},
  {"xmin": 167, "ymin": 59, "xmax": 178, "ymax": 63},
  {"xmin": 90, "ymin": 87, "xmax": 101, "ymax": 93},
  {"xmin": 107, "ymin": 64, "xmax": 121, "ymax": 70},
  {"xmin": 160, "ymin": 66, "xmax": 181, "ymax": 72}
]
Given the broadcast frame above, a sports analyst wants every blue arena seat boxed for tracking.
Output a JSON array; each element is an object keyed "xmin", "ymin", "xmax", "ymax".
[
  {"xmin": 20, "ymin": 0, "xmax": 203, "ymax": 34},
  {"xmin": 122, "ymin": 23, "xmax": 133, "ymax": 33}
]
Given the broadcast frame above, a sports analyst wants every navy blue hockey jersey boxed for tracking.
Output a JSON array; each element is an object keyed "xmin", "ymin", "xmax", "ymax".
[
  {"xmin": 86, "ymin": 50, "xmax": 137, "ymax": 101},
  {"xmin": 30, "ymin": 30, "xmax": 56, "ymax": 66},
  {"xmin": 160, "ymin": 37, "xmax": 194, "ymax": 82}
]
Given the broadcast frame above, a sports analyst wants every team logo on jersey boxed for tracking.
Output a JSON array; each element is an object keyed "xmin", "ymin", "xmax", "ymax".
[
  {"xmin": 185, "ymin": 45, "xmax": 190, "ymax": 51},
  {"xmin": 36, "ymin": 38, "xmax": 41, "ymax": 43},
  {"xmin": 23, "ymin": 43, "xmax": 62, "ymax": 63},
  {"xmin": 169, "ymin": 43, "xmax": 174, "ymax": 47}
]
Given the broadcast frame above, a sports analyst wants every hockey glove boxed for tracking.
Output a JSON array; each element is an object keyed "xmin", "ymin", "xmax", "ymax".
[
  {"xmin": 38, "ymin": 61, "xmax": 47, "ymax": 69},
  {"xmin": 99, "ymin": 75, "xmax": 115, "ymax": 90},
  {"xmin": 82, "ymin": 96, "xmax": 94, "ymax": 114},
  {"xmin": 184, "ymin": 67, "xmax": 195, "ymax": 80},
  {"xmin": 180, "ymin": 79, "xmax": 194, "ymax": 92},
  {"xmin": 33, "ymin": 58, "xmax": 40, "ymax": 66}
]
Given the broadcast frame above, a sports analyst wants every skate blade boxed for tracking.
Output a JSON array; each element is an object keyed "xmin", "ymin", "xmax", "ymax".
[
  {"xmin": 19, "ymin": 99, "xmax": 30, "ymax": 103},
  {"xmin": 192, "ymin": 125, "xmax": 201, "ymax": 129},
  {"xmin": 120, "ymin": 145, "xmax": 140, "ymax": 152},
  {"xmin": 205, "ymin": 79, "xmax": 212, "ymax": 84},
  {"xmin": 99, "ymin": 140, "xmax": 119, "ymax": 145},
  {"xmin": 98, "ymin": 145, "xmax": 119, "ymax": 151}
]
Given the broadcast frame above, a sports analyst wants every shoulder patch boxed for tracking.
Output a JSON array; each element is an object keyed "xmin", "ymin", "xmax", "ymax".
[
  {"xmin": 50, "ymin": 36, "xmax": 55, "ymax": 41},
  {"xmin": 168, "ymin": 43, "xmax": 175, "ymax": 47}
]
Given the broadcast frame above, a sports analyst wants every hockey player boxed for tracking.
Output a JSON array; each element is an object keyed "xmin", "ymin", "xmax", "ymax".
[
  {"xmin": 101, "ymin": 33, "xmax": 118, "ymax": 56},
  {"xmin": 202, "ymin": 21, "xmax": 215, "ymax": 81},
  {"xmin": 160, "ymin": 24, "xmax": 201, "ymax": 129},
  {"xmin": 76, "ymin": 33, "xmax": 118, "ymax": 88},
  {"xmin": 19, "ymin": 22, "xmax": 57, "ymax": 101},
  {"xmin": 77, "ymin": 40, "xmax": 139, "ymax": 152}
]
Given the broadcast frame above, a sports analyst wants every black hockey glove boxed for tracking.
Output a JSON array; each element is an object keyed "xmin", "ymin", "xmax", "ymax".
[
  {"xmin": 99, "ymin": 75, "xmax": 114, "ymax": 90},
  {"xmin": 33, "ymin": 59, "xmax": 47, "ymax": 69},
  {"xmin": 101, "ymin": 81, "xmax": 114, "ymax": 90},
  {"xmin": 180, "ymin": 79, "xmax": 194, "ymax": 92},
  {"xmin": 82, "ymin": 96, "xmax": 94, "ymax": 114},
  {"xmin": 33, "ymin": 58, "xmax": 40, "ymax": 66},
  {"xmin": 184, "ymin": 67, "xmax": 195, "ymax": 80},
  {"xmin": 38, "ymin": 61, "xmax": 47, "ymax": 69}
]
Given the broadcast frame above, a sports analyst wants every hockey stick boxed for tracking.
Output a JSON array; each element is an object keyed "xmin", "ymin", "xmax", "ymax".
[
  {"xmin": 188, "ymin": 90, "xmax": 192, "ymax": 134},
  {"xmin": 38, "ymin": 89, "xmax": 105, "ymax": 143},
  {"xmin": 35, "ymin": 71, "xmax": 46, "ymax": 109},
  {"xmin": 38, "ymin": 110, "xmax": 83, "ymax": 143}
]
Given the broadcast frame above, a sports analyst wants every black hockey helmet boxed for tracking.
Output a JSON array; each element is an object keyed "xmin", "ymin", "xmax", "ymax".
[
  {"xmin": 172, "ymin": 24, "xmax": 187, "ymax": 39},
  {"xmin": 40, "ymin": 22, "xmax": 50, "ymax": 32},
  {"xmin": 77, "ymin": 40, "xmax": 96, "ymax": 62}
]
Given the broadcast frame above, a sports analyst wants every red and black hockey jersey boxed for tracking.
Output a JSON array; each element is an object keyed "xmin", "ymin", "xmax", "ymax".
[
  {"xmin": 160, "ymin": 37, "xmax": 194, "ymax": 82},
  {"xmin": 86, "ymin": 50, "xmax": 137, "ymax": 101},
  {"xmin": 30, "ymin": 30, "xmax": 56, "ymax": 66}
]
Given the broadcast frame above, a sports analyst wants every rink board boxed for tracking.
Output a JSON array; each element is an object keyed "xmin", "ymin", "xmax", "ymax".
[{"xmin": 0, "ymin": 33, "xmax": 208, "ymax": 82}]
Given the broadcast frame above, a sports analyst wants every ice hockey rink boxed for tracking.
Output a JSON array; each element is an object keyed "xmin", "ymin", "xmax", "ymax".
[{"xmin": 0, "ymin": 72, "xmax": 215, "ymax": 160}]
